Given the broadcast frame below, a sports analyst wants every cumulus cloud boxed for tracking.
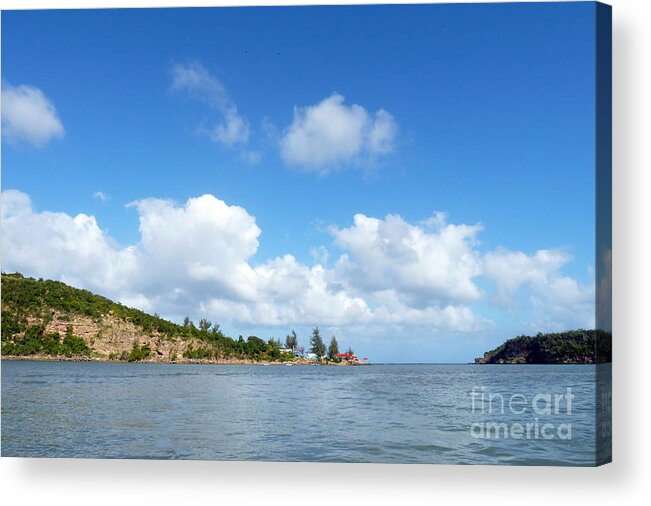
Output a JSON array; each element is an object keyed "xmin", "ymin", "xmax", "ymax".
[
  {"xmin": 484, "ymin": 249, "xmax": 571, "ymax": 303},
  {"xmin": 484, "ymin": 248, "xmax": 595, "ymax": 330},
  {"xmin": 1, "ymin": 190, "xmax": 139, "ymax": 302},
  {"xmin": 1, "ymin": 83, "xmax": 64, "ymax": 147},
  {"xmin": 171, "ymin": 61, "xmax": 249, "ymax": 146},
  {"xmin": 2, "ymin": 190, "xmax": 484, "ymax": 334},
  {"xmin": 2, "ymin": 189, "xmax": 594, "ymax": 336},
  {"xmin": 280, "ymin": 94, "xmax": 398, "ymax": 173},
  {"xmin": 368, "ymin": 109, "xmax": 398, "ymax": 156},
  {"xmin": 330, "ymin": 212, "xmax": 483, "ymax": 306},
  {"xmin": 129, "ymin": 194, "xmax": 261, "ymax": 303}
]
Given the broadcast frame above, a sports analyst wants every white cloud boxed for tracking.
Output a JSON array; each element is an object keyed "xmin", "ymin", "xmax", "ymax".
[
  {"xmin": 330, "ymin": 212, "xmax": 483, "ymax": 305},
  {"xmin": 484, "ymin": 248, "xmax": 595, "ymax": 330},
  {"xmin": 203, "ymin": 259, "xmax": 374, "ymax": 327},
  {"xmin": 309, "ymin": 245, "xmax": 330, "ymax": 266},
  {"xmin": 208, "ymin": 109, "xmax": 250, "ymax": 146},
  {"xmin": 484, "ymin": 249, "xmax": 571, "ymax": 304},
  {"xmin": 129, "ymin": 194, "xmax": 261, "ymax": 303},
  {"xmin": 92, "ymin": 191, "xmax": 110, "ymax": 202},
  {"xmin": 368, "ymin": 109, "xmax": 398, "ymax": 156},
  {"xmin": 2, "ymin": 189, "xmax": 594, "ymax": 337},
  {"xmin": 170, "ymin": 61, "xmax": 228, "ymax": 108},
  {"xmin": 2, "ymin": 190, "xmax": 483, "ymax": 334},
  {"xmin": 171, "ymin": 61, "xmax": 249, "ymax": 146},
  {"xmin": 1, "ymin": 190, "xmax": 139, "ymax": 302},
  {"xmin": 279, "ymin": 93, "xmax": 398, "ymax": 173},
  {"xmin": 1, "ymin": 83, "xmax": 64, "ymax": 147}
]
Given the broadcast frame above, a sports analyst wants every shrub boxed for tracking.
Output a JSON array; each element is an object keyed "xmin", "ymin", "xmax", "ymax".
[{"xmin": 127, "ymin": 342, "xmax": 151, "ymax": 362}]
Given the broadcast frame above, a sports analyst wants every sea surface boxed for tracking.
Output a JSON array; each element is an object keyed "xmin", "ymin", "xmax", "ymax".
[{"xmin": 1, "ymin": 361, "xmax": 608, "ymax": 465}]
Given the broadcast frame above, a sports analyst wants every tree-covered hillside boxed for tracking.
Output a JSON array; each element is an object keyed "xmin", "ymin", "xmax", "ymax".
[
  {"xmin": 1, "ymin": 273, "xmax": 293, "ymax": 362},
  {"xmin": 475, "ymin": 329, "xmax": 612, "ymax": 364}
]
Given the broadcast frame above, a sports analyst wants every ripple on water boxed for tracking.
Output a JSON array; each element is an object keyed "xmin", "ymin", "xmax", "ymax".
[{"xmin": 1, "ymin": 361, "xmax": 599, "ymax": 465}]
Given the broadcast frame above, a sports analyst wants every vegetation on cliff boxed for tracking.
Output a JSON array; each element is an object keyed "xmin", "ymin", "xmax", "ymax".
[
  {"xmin": 1, "ymin": 273, "xmax": 297, "ymax": 362},
  {"xmin": 2, "ymin": 321, "xmax": 91, "ymax": 358},
  {"xmin": 475, "ymin": 329, "xmax": 612, "ymax": 364}
]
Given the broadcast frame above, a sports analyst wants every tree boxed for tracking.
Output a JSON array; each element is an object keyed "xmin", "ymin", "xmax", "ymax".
[
  {"xmin": 328, "ymin": 336, "xmax": 339, "ymax": 360},
  {"xmin": 199, "ymin": 318, "xmax": 212, "ymax": 332},
  {"xmin": 309, "ymin": 326, "xmax": 326, "ymax": 357},
  {"xmin": 183, "ymin": 316, "xmax": 192, "ymax": 328},
  {"xmin": 268, "ymin": 337, "xmax": 282, "ymax": 348},
  {"xmin": 285, "ymin": 330, "xmax": 298, "ymax": 350},
  {"xmin": 347, "ymin": 346, "xmax": 354, "ymax": 356},
  {"xmin": 246, "ymin": 336, "xmax": 266, "ymax": 355}
]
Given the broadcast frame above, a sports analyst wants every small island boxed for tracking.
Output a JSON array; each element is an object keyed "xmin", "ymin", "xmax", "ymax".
[
  {"xmin": 1, "ymin": 273, "xmax": 369, "ymax": 366},
  {"xmin": 475, "ymin": 329, "xmax": 612, "ymax": 364}
]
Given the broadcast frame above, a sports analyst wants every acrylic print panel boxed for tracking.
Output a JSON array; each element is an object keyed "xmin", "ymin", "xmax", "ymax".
[{"xmin": 1, "ymin": 2, "xmax": 611, "ymax": 465}]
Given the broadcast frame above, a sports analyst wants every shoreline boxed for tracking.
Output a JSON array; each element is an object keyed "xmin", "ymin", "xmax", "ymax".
[{"xmin": 0, "ymin": 355, "xmax": 371, "ymax": 366}]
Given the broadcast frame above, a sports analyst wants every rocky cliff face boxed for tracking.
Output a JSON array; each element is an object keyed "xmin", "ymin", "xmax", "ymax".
[
  {"xmin": 1, "ymin": 273, "xmax": 209, "ymax": 362},
  {"xmin": 34, "ymin": 313, "xmax": 192, "ymax": 361}
]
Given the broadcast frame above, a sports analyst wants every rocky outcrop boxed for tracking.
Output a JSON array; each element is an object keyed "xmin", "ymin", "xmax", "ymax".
[
  {"xmin": 25, "ymin": 312, "xmax": 193, "ymax": 361},
  {"xmin": 475, "ymin": 330, "xmax": 611, "ymax": 364}
]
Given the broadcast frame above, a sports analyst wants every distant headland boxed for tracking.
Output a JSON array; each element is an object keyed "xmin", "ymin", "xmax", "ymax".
[{"xmin": 475, "ymin": 329, "xmax": 612, "ymax": 364}]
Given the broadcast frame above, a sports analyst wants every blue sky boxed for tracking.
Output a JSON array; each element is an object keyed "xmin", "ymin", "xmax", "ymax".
[{"xmin": 2, "ymin": 3, "xmax": 598, "ymax": 362}]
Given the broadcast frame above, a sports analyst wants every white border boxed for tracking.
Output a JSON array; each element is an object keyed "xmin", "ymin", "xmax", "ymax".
[{"xmin": 1, "ymin": 1, "xmax": 650, "ymax": 504}]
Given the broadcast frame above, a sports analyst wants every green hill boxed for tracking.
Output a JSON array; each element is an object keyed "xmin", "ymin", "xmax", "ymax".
[
  {"xmin": 1, "ymin": 273, "xmax": 293, "ymax": 363},
  {"xmin": 475, "ymin": 329, "xmax": 612, "ymax": 364}
]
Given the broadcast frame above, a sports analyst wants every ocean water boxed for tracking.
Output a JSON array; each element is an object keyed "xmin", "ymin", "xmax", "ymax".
[{"xmin": 1, "ymin": 361, "xmax": 606, "ymax": 465}]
